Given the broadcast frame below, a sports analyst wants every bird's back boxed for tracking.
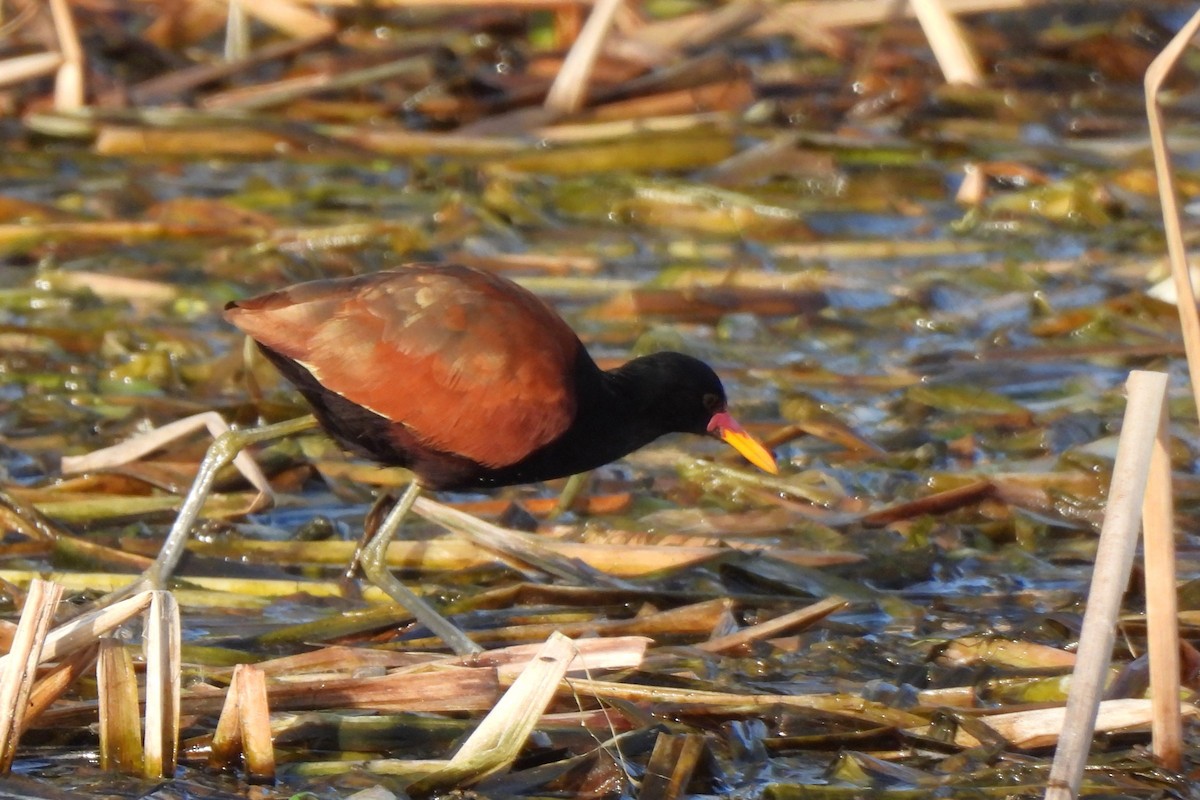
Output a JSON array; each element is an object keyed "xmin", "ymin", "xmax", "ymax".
[{"xmin": 225, "ymin": 265, "xmax": 584, "ymax": 485}]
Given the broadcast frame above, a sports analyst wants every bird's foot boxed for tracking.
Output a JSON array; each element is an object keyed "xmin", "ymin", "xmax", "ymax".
[{"xmin": 357, "ymin": 483, "xmax": 482, "ymax": 657}]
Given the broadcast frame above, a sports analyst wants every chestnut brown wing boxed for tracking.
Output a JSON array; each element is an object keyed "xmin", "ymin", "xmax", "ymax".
[{"xmin": 225, "ymin": 266, "xmax": 581, "ymax": 468}]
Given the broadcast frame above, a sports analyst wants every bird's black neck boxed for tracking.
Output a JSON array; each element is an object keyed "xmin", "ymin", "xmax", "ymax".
[{"xmin": 468, "ymin": 352, "xmax": 686, "ymax": 488}]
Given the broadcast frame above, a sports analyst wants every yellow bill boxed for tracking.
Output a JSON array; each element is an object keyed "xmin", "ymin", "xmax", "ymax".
[{"xmin": 708, "ymin": 412, "xmax": 779, "ymax": 474}]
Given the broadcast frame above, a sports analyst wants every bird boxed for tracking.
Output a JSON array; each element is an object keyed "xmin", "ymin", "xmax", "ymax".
[{"xmin": 224, "ymin": 263, "xmax": 778, "ymax": 652}]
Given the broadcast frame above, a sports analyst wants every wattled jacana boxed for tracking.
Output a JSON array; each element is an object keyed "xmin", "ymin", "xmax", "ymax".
[{"xmin": 221, "ymin": 264, "xmax": 778, "ymax": 652}]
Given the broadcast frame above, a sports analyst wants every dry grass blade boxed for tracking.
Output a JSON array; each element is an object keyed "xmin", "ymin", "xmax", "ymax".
[
  {"xmin": 447, "ymin": 251, "xmax": 603, "ymax": 277},
  {"xmin": 61, "ymin": 411, "xmax": 273, "ymax": 500},
  {"xmin": 561, "ymin": 678, "xmax": 928, "ymax": 729},
  {"xmin": 92, "ymin": 127, "xmax": 295, "ymax": 156},
  {"xmin": 40, "ymin": 525, "xmax": 153, "ymax": 575},
  {"xmin": 1142, "ymin": 391, "xmax": 1181, "ymax": 769},
  {"xmin": 640, "ymin": 733, "xmax": 705, "ymax": 800},
  {"xmin": 409, "ymin": 632, "xmax": 578, "ymax": 793},
  {"xmin": 221, "ymin": 0, "xmax": 335, "ymax": 38},
  {"xmin": 26, "ymin": 644, "xmax": 97, "ymax": 727},
  {"xmin": 545, "ymin": 0, "xmax": 626, "ymax": 113},
  {"xmin": 429, "ymin": 598, "xmax": 732, "ymax": 648},
  {"xmin": 0, "ymin": 219, "xmax": 269, "ymax": 246},
  {"xmin": 182, "ymin": 664, "xmax": 501, "ymax": 716},
  {"xmin": 963, "ymin": 700, "xmax": 1198, "ymax": 750},
  {"xmin": 234, "ymin": 645, "xmax": 414, "ymax": 680},
  {"xmin": 1, "ymin": 568, "xmax": 395, "ymax": 606},
  {"xmin": 537, "ymin": 112, "xmax": 730, "ymax": 143},
  {"xmin": 705, "ymin": 131, "xmax": 818, "ymax": 188},
  {"xmin": 336, "ymin": 128, "xmax": 526, "ymax": 158},
  {"xmin": 225, "ymin": 0, "xmax": 250, "ymax": 61},
  {"xmin": 473, "ymin": 635, "xmax": 649, "ymax": 682},
  {"xmin": 97, "ymin": 639, "xmax": 143, "ymax": 773},
  {"xmin": 130, "ymin": 33, "xmax": 332, "ymax": 104},
  {"xmin": 412, "ymin": 496, "xmax": 626, "ymax": 586},
  {"xmin": 44, "ymin": 270, "xmax": 180, "ymax": 306},
  {"xmin": 0, "ymin": 487, "xmax": 153, "ymax": 573},
  {"xmin": 753, "ymin": 0, "xmax": 1051, "ymax": 35},
  {"xmin": 188, "ymin": 533, "xmax": 859, "ymax": 576},
  {"xmin": 201, "ymin": 55, "xmax": 430, "ymax": 111},
  {"xmin": 938, "ymin": 637, "xmax": 1076, "ymax": 669},
  {"xmin": 591, "ymin": 286, "xmax": 823, "ymax": 323},
  {"xmin": 0, "ymin": 488, "xmax": 65, "ymax": 545},
  {"xmin": 909, "ymin": 0, "xmax": 983, "ymax": 86},
  {"xmin": 0, "ymin": 580, "xmax": 63, "ymax": 772},
  {"xmin": 14, "ymin": 592, "xmax": 154, "ymax": 664},
  {"xmin": 210, "ymin": 664, "xmax": 244, "ymax": 771},
  {"xmin": 1144, "ymin": 7, "xmax": 1200, "ymax": 427},
  {"xmin": 861, "ymin": 480, "xmax": 994, "ymax": 526},
  {"xmin": 574, "ymin": 77, "xmax": 753, "ymax": 123},
  {"xmin": 1045, "ymin": 370, "xmax": 1168, "ymax": 800},
  {"xmin": 47, "ymin": 0, "xmax": 83, "ymax": 110},
  {"xmin": 142, "ymin": 592, "xmax": 181, "ymax": 779},
  {"xmin": 696, "ymin": 596, "xmax": 847, "ymax": 653},
  {"xmin": 0, "ymin": 52, "xmax": 63, "ymax": 89}
]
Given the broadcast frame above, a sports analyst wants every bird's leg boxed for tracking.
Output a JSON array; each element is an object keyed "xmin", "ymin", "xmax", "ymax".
[
  {"xmin": 101, "ymin": 415, "xmax": 320, "ymax": 606},
  {"xmin": 548, "ymin": 471, "xmax": 591, "ymax": 520},
  {"xmin": 358, "ymin": 481, "xmax": 482, "ymax": 656}
]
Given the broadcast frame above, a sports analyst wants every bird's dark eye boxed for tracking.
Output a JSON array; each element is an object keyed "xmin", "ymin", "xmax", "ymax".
[{"xmin": 702, "ymin": 393, "xmax": 721, "ymax": 412}]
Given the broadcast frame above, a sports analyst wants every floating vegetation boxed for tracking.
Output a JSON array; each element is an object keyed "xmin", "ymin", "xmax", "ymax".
[{"xmin": 0, "ymin": 1, "xmax": 1198, "ymax": 799}]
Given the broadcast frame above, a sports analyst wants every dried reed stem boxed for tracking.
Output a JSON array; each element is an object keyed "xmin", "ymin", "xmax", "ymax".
[
  {"xmin": 46, "ymin": 0, "xmax": 83, "ymax": 109},
  {"xmin": 61, "ymin": 411, "xmax": 273, "ymax": 499},
  {"xmin": 909, "ymin": 0, "xmax": 983, "ymax": 85},
  {"xmin": 0, "ymin": 580, "xmax": 63, "ymax": 772},
  {"xmin": 143, "ymin": 592, "xmax": 181, "ymax": 778},
  {"xmin": 1145, "ymin": 8, "xmax": 1200, "ymax": 424},
  {"xmin": 1143, "ymin": 391, "xmax": 1181, "ymax": 769},
  {"xmin": 544, "ymin": 0, "xmax": 625, "ymax": 113},
  {"xmin": 0, "ymin": 52, "xmax": 63, "ymax": 89},
  {"xmin": 210, "ymin": 665, "xmax": 245, "ymax": 770},
  {"xmin": 1044, "ymin": 371, "xmax": 1168, "ymax": 800},
  {"xmin": 411, "ymin": 632, "xmax": 577, "ymax": 791},
  {"xmin": 238, "ymin": 666, "xmax": 275, "ymax": 784},
  {"xmin": 98, "ymin": 639, "xmax": 143, "ymax": 773}
]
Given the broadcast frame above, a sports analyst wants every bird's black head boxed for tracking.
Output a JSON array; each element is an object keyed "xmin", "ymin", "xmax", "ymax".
[
  {"xmin": 613, "ymin": 351, "xmax": 729, "ymax": 435},
  {"xmin": 610, "ymin": 351, "xmax": 778, "ymax": 474}
]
